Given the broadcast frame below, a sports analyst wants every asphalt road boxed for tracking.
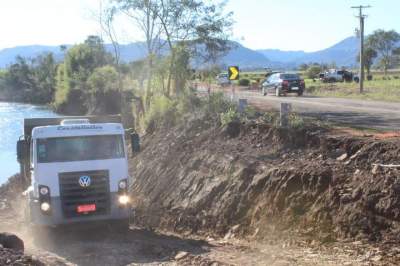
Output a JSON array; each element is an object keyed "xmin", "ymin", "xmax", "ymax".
[{"xmin": 214, "ymin": 88, "xmax": 400, "ymax": 131}]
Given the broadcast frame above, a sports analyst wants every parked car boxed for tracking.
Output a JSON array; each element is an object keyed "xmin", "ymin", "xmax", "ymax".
[
  {"xmin": 262, "ymin": 72, "xmax": 305, "ymax": 96},
  {"xmin": 353, "ymin": 73, "xmax": 373, "ymax": 83},
  {"xmin": 322, "ymin": 69, "xmax": 344, "ymax": 83},
  {"xmin": 216, "ymin": 73, "xmax": 231, "ymax": 86}
]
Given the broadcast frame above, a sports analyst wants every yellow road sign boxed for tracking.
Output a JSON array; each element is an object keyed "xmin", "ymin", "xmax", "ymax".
[{"xmin": 228, "ymin": 66, "xmax": 239, "ymax": 80}]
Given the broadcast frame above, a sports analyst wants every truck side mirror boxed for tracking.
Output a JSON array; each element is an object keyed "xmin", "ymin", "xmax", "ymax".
[
  {"xmin": 130, "ymin": 133, "xmax": 140, "ymax": 153},
  {"xmin": 17, "ymin": 140, "xmax": 28, "ymax": 162}
]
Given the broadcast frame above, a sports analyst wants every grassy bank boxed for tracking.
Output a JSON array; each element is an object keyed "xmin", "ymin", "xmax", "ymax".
[
  {"xmin": 306, "ymin": 77, "xmax": 400, "ymax": 102},
  {"xmin": 236, "ymin": 70, "xmax": 400, "ymax": 102}
]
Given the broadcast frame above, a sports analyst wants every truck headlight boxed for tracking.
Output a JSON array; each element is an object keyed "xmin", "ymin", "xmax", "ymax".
[
  {"xmin": 118, "ymin": 195, "xmax": 129, "ymax": 205},
  {"xmin": 40, "ymin": 202, "xmax": 51, "ymax": 212},
  {"xmin": 39, "ymin": 186, "xmax": 49, "ymax": 196},
  {"xmin": 118, "ymin": 180, "xmax": 127, "ymax": 190}
]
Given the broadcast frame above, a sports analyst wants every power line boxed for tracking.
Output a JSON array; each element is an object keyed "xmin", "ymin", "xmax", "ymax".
[{"xmin": 351, "ymin": 5, "xmax": 371, "ymax": 93}]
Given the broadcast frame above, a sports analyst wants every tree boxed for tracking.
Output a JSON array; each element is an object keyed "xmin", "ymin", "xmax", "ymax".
[
  {"xmin": 151, "ymin": 0, "xmax": 233, "ymax": 96},
  {"xmin": 115, "ymin": 0, "xmax": 164, "ymax": 107},
  {"xmin": 0, "ymin": 53, "xmax": 57, "ymax": 104},
  {"xmin": 115, "ymin": 0, "xmax": 233, "ymax": 96},
  {"xmin": 87, "ymin": 65, "xmax": 121, "ymax": 114},
  {"xmin": 306, "ymin": 65, "xmax": 322, "ymax": 79},
  {"xmin": 357, "ymin": 47, "xmax": 377, "ymax": 76},
  {"xmin": 366, "ymin": 30, "xmax": 400, "ymax": 75},
  {"xmin": 54, "ymin": 36, "xmax": 113, "ymax": 114},
  {"xmin": 393, "ymin": 47, "xmax": 400, "ymax": 67},
  {"xmin": 298, "ymin": 63, "xmax": 309, "ymax": 71}
]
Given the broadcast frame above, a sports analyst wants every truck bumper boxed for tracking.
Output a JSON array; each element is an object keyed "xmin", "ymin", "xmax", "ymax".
[{"xmin": 29, "ymin": 192, "xmax": 130, "ymax": 226}]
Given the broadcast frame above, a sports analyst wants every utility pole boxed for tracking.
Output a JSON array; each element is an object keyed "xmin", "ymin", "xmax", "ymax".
[{"xmin": 351, "ymin": 5, "xmax": 371, "ymax": 93}]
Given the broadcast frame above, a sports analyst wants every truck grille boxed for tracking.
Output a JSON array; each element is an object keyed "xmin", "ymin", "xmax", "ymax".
[{"xmin": 59, "ymin": 170, "xmax": 110, "ymax": 218}]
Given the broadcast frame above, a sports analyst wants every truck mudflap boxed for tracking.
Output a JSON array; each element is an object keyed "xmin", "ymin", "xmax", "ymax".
[{"xmin": 29, "ymin": 192, "xmax": 130, "ymax": 226}]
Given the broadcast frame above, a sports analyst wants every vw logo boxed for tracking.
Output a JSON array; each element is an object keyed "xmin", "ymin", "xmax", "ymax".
[{"xmin": 79, "ymin": 176, "xmax": 91, "ymax": 188}]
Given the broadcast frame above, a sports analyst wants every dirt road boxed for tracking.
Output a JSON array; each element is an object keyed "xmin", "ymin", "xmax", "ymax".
[
  {"xmin": 0, "ymin": 223, "xmax": 368, "ymax": 266},
  {"xmin": 0, "ymin": 181, "xmax": 374, "ymax": 266},
  {"xmin": 200, "ymin": 86, "xmax": 400, "ymax": 130}
]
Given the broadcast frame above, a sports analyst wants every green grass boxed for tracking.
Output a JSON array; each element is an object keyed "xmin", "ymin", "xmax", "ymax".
[
  {"xmin": 305, "ymin": 75, "xmax": 400, "ymax": 102},
  {"xmin": 228, "ymin": 70, "xmax": 400, "ymax": 102}
]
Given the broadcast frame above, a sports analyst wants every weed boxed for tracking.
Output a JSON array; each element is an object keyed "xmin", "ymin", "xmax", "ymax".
[
  {"xmin": 288, "ymin": 113, "xmax": 305, "ymax": 129},
  {"xmin": 220, "ymin": 107, "xmax": 240, "ymax": 126},
  {"xmin": 239, "ymin": 79, "xmax": 250, "ymax": 86},
  {"xmin": 262, "ymin": 112, "xmax": 279, "ymax": 125},
  {"xmin": 242, "ymin": 106, "xmax": 257, "ymax": 119}
]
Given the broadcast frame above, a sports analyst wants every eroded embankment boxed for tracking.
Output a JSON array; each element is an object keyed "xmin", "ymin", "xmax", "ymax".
[{"xmin": 129, "ymin": 115, "xmax": 400, "ymax": 245}]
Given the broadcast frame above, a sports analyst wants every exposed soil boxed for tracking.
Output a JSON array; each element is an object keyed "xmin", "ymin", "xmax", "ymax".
[
  {"xmin": 2, "ymin": 112, "xmax": 400, "ymax": 265},
  {"xmin": 129, "ymin": 113, "xmax": 400, "ymax": 264}
]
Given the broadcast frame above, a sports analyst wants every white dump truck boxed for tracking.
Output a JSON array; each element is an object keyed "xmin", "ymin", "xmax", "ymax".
[{"xmin": 16, "ymin": 115, "xmax": 135, "ymax": 228}]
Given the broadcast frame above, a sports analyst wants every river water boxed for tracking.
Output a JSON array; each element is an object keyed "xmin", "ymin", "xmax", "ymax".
[{"xmin": 0, "ymin": 102, "xmax": 58, "ymax": 184}]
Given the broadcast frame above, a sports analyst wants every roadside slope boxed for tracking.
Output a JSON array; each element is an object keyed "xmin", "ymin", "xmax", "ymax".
[{"xmin": 129, "ymin": 112, "xmax": 400, "ymax": 258}]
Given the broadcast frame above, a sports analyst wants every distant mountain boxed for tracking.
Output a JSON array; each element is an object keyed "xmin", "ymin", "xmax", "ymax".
[
  {"xmin": 0, "ymin": 36, "xmax": 361, "ymax": 69},
  {"xmin": 0, "ymin": 41, "xmax": 271, "ymax": 69},
  {"xmin": 0, "ymin": 45, "xmax": 65, "ymax": 67},
  {"xmin": 0, "ymin": 44, "xmax": 146, "ymax": 68},
  {"xmin": 257, "ymin": 37, "xmax": 359, "ymax": 67},
  {"xmin": 256, "ymin": 49, "xmax": 307, "ymax": 63}
]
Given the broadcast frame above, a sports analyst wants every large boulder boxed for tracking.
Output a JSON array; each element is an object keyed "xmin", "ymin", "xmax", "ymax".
[{"xmin": 0, "ymin": 233, "xmax": 24, "ymax": 252}]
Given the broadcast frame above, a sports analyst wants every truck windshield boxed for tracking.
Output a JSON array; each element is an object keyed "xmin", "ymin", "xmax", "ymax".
[{"xmin": 37, "ymin": 135, "xmax": 125, "ymax": 163}]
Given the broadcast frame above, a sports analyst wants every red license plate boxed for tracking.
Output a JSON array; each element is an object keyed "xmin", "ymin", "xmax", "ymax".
[{"xmin": 77, "ymin": 204, "xmax": 96, "ymax": 213}]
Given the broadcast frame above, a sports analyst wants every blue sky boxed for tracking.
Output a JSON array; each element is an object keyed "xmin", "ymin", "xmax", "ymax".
[{"xmin": 0, "ymin": 0, "xmax": 399, "ymax": 52}]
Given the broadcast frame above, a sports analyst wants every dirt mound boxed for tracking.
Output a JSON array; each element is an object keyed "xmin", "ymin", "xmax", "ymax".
[
  {"xmin": 0, "ymin": 174, "xmax": 27, "ymax": 231},
  {"xmin": 0, "ymin": 247, "xmax": 45, "ymax": 266},
  {"xmin": 129, "ymin": 115, "xmax": 400, "ymax": 247}
]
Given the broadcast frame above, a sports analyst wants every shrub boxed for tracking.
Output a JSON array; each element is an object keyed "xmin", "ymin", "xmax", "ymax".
[
  {"xmin": 242, "ymin": 106, "xmax": 257, "ymax": 119},
  {"xmin": 204, "ymin": 92, "xmax": 236, "ymax": 116},
  {"xmin": 220, "ymin": 107, "xmax": 239, "ymax": 126},
  {"xmin": 289, "ymin": 113, "xmax": 305, "ymax": 129},
  {"xmin": 238, "ymin": 79, "xmax": 250, "ymax": 86},
  {"xmin": 144, "ymin": 95, "xmax": 177, "ymax": 132},
  {"xmin": 306, "ymin": 65, "xmax": 322, "ymax": 79},
  {"xmin": 262, "ymin": 112, "xmax": 279, "ymax": 126}
]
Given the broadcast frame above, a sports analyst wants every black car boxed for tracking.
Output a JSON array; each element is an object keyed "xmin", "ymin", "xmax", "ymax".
[{"xmin": 262, "ymin": 73, "xmax": 305, "ymax": 96}]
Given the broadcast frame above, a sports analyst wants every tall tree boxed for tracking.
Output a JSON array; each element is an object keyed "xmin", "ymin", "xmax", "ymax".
[
  {"xmin": 115, "ymin": 0, "xmax": 233, "ymax": 97},
  {"xmin": 357, "ymin": 47, "xmax": 377, "ymax": 76},
  {"xmin": 366, "ymin": 30, "xmax": 400, "ymax": 75},
  {"xmin": 32, "ymin": 53, "xmax": 57, "ymax": 103},
  {"xmin": 54, "ymin": 36, "xmax": 113, "ymax": 114},
  {"xmin": 115, "ymin": 0, "xmax": 164, "ymax": 108},
  {"xmin": 152, "ymin": 0, "xmax": 233, "ymax": 95}
]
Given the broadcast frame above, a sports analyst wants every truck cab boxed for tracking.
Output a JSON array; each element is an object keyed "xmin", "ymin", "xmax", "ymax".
[{"xmin": 17, "ymin": 116, "xmax": 131, "ymax": 227}]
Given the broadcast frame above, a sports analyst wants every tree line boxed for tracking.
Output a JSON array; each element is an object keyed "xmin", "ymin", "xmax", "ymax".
[
  {"xmin": 299, "ymin": 29, "xmax": 400, "ymax": 78},
  {"xmin": 0, "ymin": 0, "xmax": 233, "ymax": 129},
  {"xmin": 0, "ymin": 53, "xmax": 56, "ymax": 103}
]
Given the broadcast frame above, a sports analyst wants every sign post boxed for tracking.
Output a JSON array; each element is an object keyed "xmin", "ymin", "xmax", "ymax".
[
  {"xmin": 280, "ymin": 103, "xmax": 292, "ymax": 127},
  {"xmin": 228, "ymin": 66, "xmax": 239, "ymax": 102}
]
